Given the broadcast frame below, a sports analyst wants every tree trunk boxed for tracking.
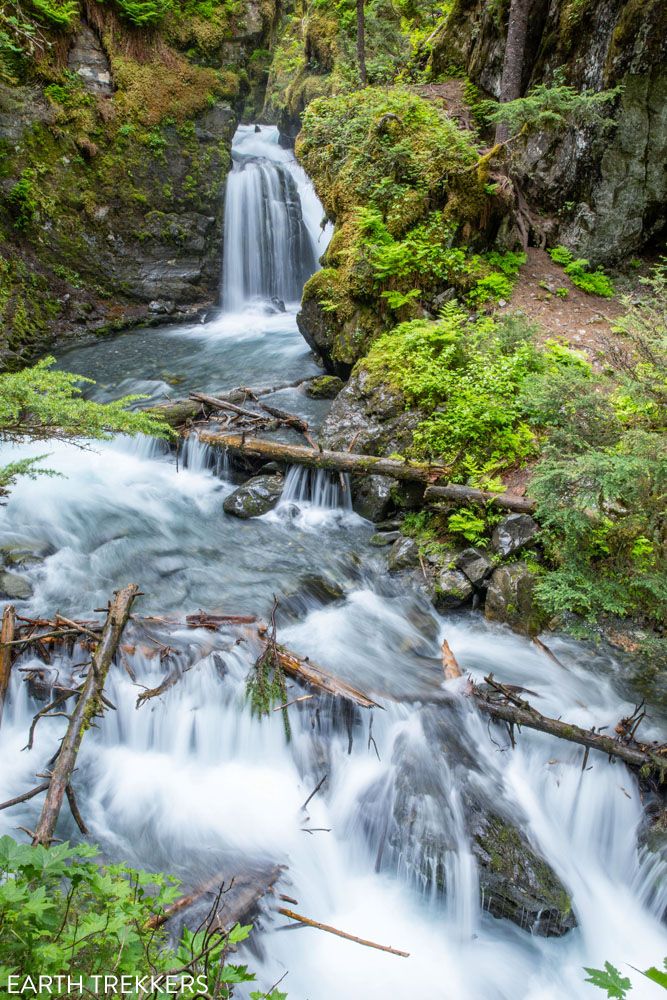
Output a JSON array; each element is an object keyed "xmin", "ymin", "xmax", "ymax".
[
  {"xmin": 357, "ymin": 0, "xmax": 367, "ymax": 87},
  {"xmin": 197, "ymin": 431, "xmax": 535, "ymax": 513},
  {"xmin": 32, "ymin": 584, "xmax": 138, "ymax": 846},
  {"xmin": 496, "ymin": 0, "xmax": 532, "ymax": 142},
  {"xmin": 0, "ymin": 604, "xmax": 16, "ymax": 728}
]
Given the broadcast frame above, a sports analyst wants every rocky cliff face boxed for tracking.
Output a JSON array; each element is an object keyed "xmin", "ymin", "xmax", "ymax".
[
  {"xmin": 431, "ymin": 0, "xmax": 667, "ymax": 263},
  {"xmin": 0, "ymin": 0, "xmax": 278, "ymax": 368}
]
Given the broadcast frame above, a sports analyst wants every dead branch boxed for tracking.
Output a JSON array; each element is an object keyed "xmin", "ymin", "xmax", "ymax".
[
  {"xmin": 32, "ymin": 584, "xmax": 139, "ymax": 846},
  {"xmin": 441, "ymin": 639, "xmax": 462, "ymax": 680},
  {"xmin": 277, "ymin": 908, "xmax": 409, "ymax": 958},
  {"xmin": 0, "ymin": 604, "xmax": 16, "ymax": 728},
  {"xmin": 0, "ymin": 781, "xmax": 50, "ymax": 811}
]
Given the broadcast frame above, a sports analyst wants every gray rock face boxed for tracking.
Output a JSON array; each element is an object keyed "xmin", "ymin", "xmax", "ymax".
[
  {"xmin": 388, "ymin": 536, "xmax": 420, "ymax": 572},
  {"xmin": 431, "ymin": 0, "xmax": 667, "ymax": 263},
  {"xmin": 455, "ymin": 547, "xmax": 493, "ymax": 585},
  {"xmin": 434, "ymin": 568, "xmax": 474, "ymax": 610},
  {"xmin": 68, "ymin": 25, "xmax": 113, "ymax": 95},
  {"xmin": 491, "ymin": 514, "xmax": 539, "ymax": 558},
  {"xmin": 350, "ymin": 474, "xmax": 396, "ymax": 522},
  {"xmin": 0, "ymin": 570, "xmax": 33, "ymax": 600},
  {"xmin": 222, "ymin": 474, "xmax": 284, "ymax": 519},
  {"xmin": 485, "ymin": 562, "xmax": 546, "ymax": 636},
  {"xmin": 297, "ymin": 298, "xmax": 352, "ymax": 379},
  {"xmin": 369, "ymin": 531, "xmax": 400, "ymax": 547}
]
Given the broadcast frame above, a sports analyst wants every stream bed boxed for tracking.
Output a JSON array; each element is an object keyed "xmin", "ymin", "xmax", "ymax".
[{"xmin": 0, "ymin": 125, "xmax": 666, "ymax": 999}]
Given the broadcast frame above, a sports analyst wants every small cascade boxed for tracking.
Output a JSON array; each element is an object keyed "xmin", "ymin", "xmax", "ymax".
[
  {"xmin": 279, "ymin": 465, "xmax": 353, "ymax": 510},
  {"xmin": 222, "ymin": 126, "xmax": 321, "ymax": 311}
]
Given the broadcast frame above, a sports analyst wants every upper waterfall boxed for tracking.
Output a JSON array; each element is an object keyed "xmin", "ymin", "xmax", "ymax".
[{"xmin": 222, "ymin": 125, "xmax": 326, "ymax": 312}]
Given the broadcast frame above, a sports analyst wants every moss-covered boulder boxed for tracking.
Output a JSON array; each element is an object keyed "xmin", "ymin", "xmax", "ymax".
[
  {"xmin": 304, "ymin": 374, "xmax": 345, "ymax": 399},
  {"xmin": 485, "ymin": 562, "xmax": 547, "ymax": 636},
  {"xmin": 222, "ymin": 474, "xmax": 284, "ymax": 519},
  {"xmin": 294, "ymin": 86, "xmax": 492, "ymax": 369}
]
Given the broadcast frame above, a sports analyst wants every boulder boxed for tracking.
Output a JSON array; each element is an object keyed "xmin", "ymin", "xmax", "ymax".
[
  {"xmin": 67, "ymin": 25, "xmax": 113, "ymax": 96},
  {"xmin": 305, "ymin": 375, "xmax": 345, "ymax": 399},
  {"xmin": 369, "ymin": 531, "xmax": 400, "ymax": 547},
  {"xmin": 388, "ymin": 537, "xmax": 420, "ymax": 572},
  {"xmin": 491, "ymin": 514, "xmax": 539, "ymax": 558},
  {"xmin": 0, "ymin": 570, "xmax": 33, "ymax": 600},
  {"xmin": 485, "ymin": 562, "xmax": 546, "ymax": 635},
  {"xmin": 349, "ymin": 474, "xmax": 396, "ymax": 522},
  {"xmin": 433, "ymin": 568, "xmax": 474, "ymax": 610},
  {"xmin": 222, "ymin": 474, "xmax": 284, "ymax": 519},
  {"xmin": 359, "ymin": 707, "xmax": 575, "ymax": 937},
  {"xmin": 455, "ymin": 547, "xmax": 493, "ymax": 586},
  {"xmin": 297, "ymin": 298, "xmax": 352, "ymax": 378}
]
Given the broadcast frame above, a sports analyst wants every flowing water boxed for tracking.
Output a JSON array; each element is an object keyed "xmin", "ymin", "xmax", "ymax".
[{"xmin": 1, "ymin": 125, "xmax": 666, "ymax": 998}]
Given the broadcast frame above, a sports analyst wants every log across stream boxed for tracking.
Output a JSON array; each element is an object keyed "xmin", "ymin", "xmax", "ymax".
[{"xmin": 1, "ymin": 124, "xmax": 666, "ymax": 998}]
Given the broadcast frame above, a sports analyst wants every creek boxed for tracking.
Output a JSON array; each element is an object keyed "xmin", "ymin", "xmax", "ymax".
[{"xmin": 0, "ymin": 124, "xmax": 665, "ymax": 999}]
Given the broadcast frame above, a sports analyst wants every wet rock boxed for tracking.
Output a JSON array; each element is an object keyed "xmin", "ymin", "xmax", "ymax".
[
  {"xmin": 455, "ymin": 547, "xmax": 493, "ymax": 586},
  {"xmin": 305, "ymin": 375, "xmax": 345, "ymax": 399},
  {"xmin": 350, "ymin": 474, "xmax": 396, "ymax": 522},
  {"xmin": 297, "ymin": 298, "xmax": 352, "ymax": 378},
  {"xmin": 365, "ymin": 707, "xmax": 575, "ymax": 937},
  {"xmin": 369, "ymin": 531, "xmax": 400, "ymax": 547},
  {"xmin": 222, "ymin": 474, "xmax": 284, "ymax": 519},
  {"xmin": 0, "ymin": 540, "xmax": 51, "ymax": 568},
  {"xmin": 388, "ymin": 537, "xmax": 420, "ymax": 572},
  {"xmin": 491, "ymin": 514, "xmax": 539, "ymax": 558},
  {"xmin": 485, "ymin": 562, "xmax": 546, "ymax": 636},
  {"xmin": 0, "ymin": 570, "xmax": 33, "ymax": 600},
  {"xmin": 433, "ymin": 568, "xmax": 473, "ymax": 610}
]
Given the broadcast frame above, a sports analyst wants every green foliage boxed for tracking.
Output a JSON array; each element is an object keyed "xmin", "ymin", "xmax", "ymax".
[
  {"xmin": 548, "ymin": 245, "xmax": 615, "ymax": 297},
  {"xmin": 585, "ymin": 957, "xmax": 667, "ymax": 997},
  {"xmin": 7, "ymin": 169, "xmax": 39, "ymax": 230},
  {"xmin": 114, "ymin": 0, "xmax": 173, "ymax": 27},
  {"xmin": 0, "ymin": 835, "xmax": 285, "ymax": 999},
  {"xmin": 447, "ymin": 507, "xmax": 488, "ymax": 545},
  {"xmin": 480, "ymin": 71, "xmax": 621, "ymax": 136},
  {"xmin": 29, "ymin": 0, "xmax": 78, "ymax": 28},
  {"xmin": 362, "ymin": 305, "xmax": 541, "ymax": 485},
  {"xmin": 0, "ymin": 357, "xmax": 174, "ymax": 494},
  {"xmin": 584, "ymin": 962, "xmax": 633, "ymax": 998},
  {"xmin": 520, "ymin": 265, "xmax": 666, "ymax": 627}
]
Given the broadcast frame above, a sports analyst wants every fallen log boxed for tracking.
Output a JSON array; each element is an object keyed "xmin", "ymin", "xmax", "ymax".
[
  {"xmin": 148, "ymin": 865, "xmax": 284, "ymax": 932},
  {"xmin": 277, "ymin": 907, "xmax": 409, "ymax": 958},
  {"xmin": 197, "ymin": 433, "xmax": 536, "ymax": 513},
  {"xmin": 270, "ymin": 644, "xmax": 381, "ymax": 710},
  {"xmin": 0, "ymin": 604, "xmax": 16, "ymax": 728},
  {"xmin": 32, "ymin": 584, "xmax": 139, "ymax": 846},
  {"xmin": 425, "ymin": 483, "xmax": 535, "ymax": 514},
  {"xmin": 471, "ymin": 676, "xmax": 667, "ymax": 780}
]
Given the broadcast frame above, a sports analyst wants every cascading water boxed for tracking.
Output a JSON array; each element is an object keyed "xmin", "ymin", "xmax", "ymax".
[
  {"xmin": 1, "ymin": 124, "xmax": 666, "ymax": 999},
  {"xmin": 222, "ymin": 126, "xmax": 321, "ymax": 311}
]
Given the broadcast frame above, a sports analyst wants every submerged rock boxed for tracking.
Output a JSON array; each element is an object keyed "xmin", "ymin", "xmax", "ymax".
[
  {"xmin": 359, "ymin": 706, "xmax": 575, "ymax": 937},
  {"xmin": 485, "ymin": 562, "xmax": 546, "ymax": 635},
  {"xmin": 0, "ymin": 570, "xmax": 33, "ymax": 600},
  {"xmin": 369, "ymin": 531, "xmax": 400, "ymax": 547},
  {"xmin": 222, "ymin": 474, "xmax": 284, "ymax": 519},
  {"xmin": 491, "ymin": 514, "xmax": 539, "ymax": 558},
  {"xmin": 305, "ymin": 375, "xmax": 345, "ymax": 399}
]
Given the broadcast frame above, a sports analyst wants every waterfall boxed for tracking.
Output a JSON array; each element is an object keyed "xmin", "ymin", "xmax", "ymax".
[{"xmin": 222, "ymin": 125, "xmax": 321, "ymax": 311}]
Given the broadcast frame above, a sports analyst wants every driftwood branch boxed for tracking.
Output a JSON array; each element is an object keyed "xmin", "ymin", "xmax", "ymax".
[
  {"xmin": 277, "ymin": 907, "xmax": 409, "ymax": 958},
  {"xmin": 0, "ymin": 781, "xmax": 50, "ymax": 811},
  {"xmin": 32, "ymin": 584, "xmax": 139, "ymax": 845},
  {"xmin": 0, "ymin": 604, "xmax": 16, "ymax": 727},
  {"xmin": 268, "ymin": 643, "xmax": 380, "ymax": 710},
  {"xmin": 424, "ymin": 483, "xmax": 535, "ymax": 514},
  {"xmin": 148, "ymin": 378, "xmax": 314, "ymax": 429},
  {"xmin": 472, "ymin": 675, "xmax": 667, "ymax": 779}
]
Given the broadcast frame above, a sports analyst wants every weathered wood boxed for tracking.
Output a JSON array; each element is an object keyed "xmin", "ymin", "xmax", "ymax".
[
  {"xmin": 271, "ymin": 645, "xmax": 381, "ymax": 710},
  {"xmin": 32, "ymin": 584, "xmax": 138, "ymax": 846},
  {"xmin": 148, "ymin": 865, "xmax": 284, "ymax": 932},
  {"xmin": 425, "ymin": 483, "xmax": 535, "ymax": 514},
  {"xmin": 277, "ymin": 908, "xmax": 409, "ymax": 957},
  {"xmin": 472, "ymin": 682, "xmax": 667, "ymax": 778},
  {"xmin": 147, "ymin": 378, "xmax": 314, "ymax": 429},
  {"xmin": 0, "ymin": 781, "xmax": 50, "ymax": 811},
  {"xmin": 441, "ymin": 638, "xmax": 462, "ymax": 680},
  {"xmin": 198, "ymin": 433, "xmax": 536, "ymax": 513},
  {"xmin": 0, "ymin": 604, "xmax": 16, "ymax": 727}
]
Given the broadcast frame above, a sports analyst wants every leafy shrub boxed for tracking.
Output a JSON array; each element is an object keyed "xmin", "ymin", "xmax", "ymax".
[
  {"xmin": 361, "ymin": 305, "xmax": 542, "ymax": 485},
  {"xmin": 585, "ymin": 958, "xmax": 667, "ymax": 997},
  {"xmin": 480, "ymin": 71, "xmax": 620, "ymax": 136},
  {"xmin": 29, "ymin": 0, "xmax": 78, "ymax": 27},
  {"xmin": 447, "ymin": 507, "xmax": 488, "ymax": 545},
  {"xmin": 0, "ymin": 836, "xmax": 285, "ymax": 999},
  {"xmin": 548, "ymin": 245, "xmax": 615, "ymax": 297},
  {"xmin": 114, "ymin": 0, "xmax": 173, "ymax": 27}
]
